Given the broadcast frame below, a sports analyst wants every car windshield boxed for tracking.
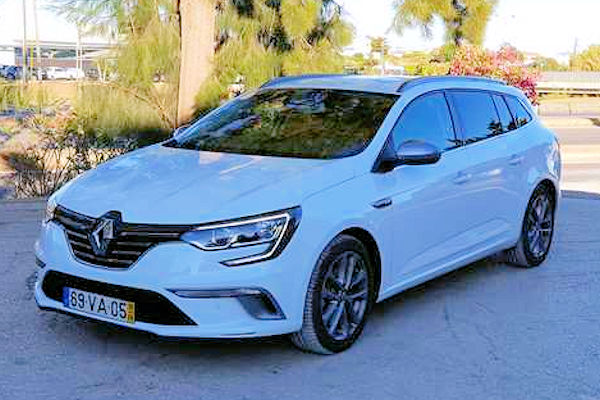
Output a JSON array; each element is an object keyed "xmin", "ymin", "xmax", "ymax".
[{"xmin": 168, "ymin": 88, "xmax": 398, "ymax": 159}]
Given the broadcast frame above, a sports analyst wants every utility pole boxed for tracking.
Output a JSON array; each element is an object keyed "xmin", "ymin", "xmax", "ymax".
[
  {"xmin": 76, "ymin": 27, "xmax": 81, "ymax": 81},
  {"xmin": 369, "ymin": 37, "xmax": 388, "ymax": 76},
  {"xmin": 33, "ymin": 0, "xmax": 41, "ymax": 80},
  {"xmin": 21, "ymin": 0, "xmax": 28, "ymax": 84}
]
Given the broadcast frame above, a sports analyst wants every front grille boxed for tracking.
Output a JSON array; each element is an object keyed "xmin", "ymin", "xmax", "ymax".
[
  {"xmin": 42, "ymin": 271, "xmax": 196, "ymax": 326},
  {"xmin": 54, "ymin": 206, "xmax": 192, "ymax": 269}
]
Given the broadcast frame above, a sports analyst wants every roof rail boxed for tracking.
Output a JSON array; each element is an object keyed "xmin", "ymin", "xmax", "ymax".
[
  {"xmin": 397, "ymin": 75, "xmax": 506, "ymax": 92},
  {"xmin": 260, "ymin": 74, "xmax": 347, "ymax": 89}
]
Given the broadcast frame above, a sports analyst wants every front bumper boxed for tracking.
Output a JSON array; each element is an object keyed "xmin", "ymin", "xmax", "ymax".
[{"xmin": 34, "ymin": 220, "xmax": 314, "ymax": 338}]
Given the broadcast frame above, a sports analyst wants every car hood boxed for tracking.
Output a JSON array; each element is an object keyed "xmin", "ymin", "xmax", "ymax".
[{"xmin": 54, "ymin": 144, "xmax": 355, "ymax": 223}]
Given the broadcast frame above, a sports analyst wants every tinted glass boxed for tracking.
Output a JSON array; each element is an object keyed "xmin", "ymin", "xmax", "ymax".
[
  {"xmin": 504, "ymin": 95, "xmax": 532, "ymax": 128},
  {"xmin": 492, "ymin": 94, "xmax": 514, "ymax": 133},
  {"xmin": 169, "ymin": 89, "xmax": 398, "ymax": 159},
  {"xmin": 391, "ymin": 92, "xmax": 456, "ymax": 151},
  {"xmin": 448, "ymin": 91, "xmax": 503, "ymax": 142}
]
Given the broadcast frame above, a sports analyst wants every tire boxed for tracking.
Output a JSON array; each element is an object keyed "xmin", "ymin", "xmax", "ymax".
[
  {"xmin": 504, "ymin": 183, "xmax": 556, "ymax": 268},
  {"xmin": 290, "ymin": 234, "xmax": 375, "ymax": 354}
]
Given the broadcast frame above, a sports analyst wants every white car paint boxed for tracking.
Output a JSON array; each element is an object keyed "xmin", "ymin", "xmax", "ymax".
[{"xmin": 34, "ymin": 75, "xmax": 561, "ymax": 339}]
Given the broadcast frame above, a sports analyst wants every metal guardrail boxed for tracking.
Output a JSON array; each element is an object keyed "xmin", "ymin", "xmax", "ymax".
[{"xmin": 537, "ymin": 72, "xmax": 600, "ymax": 95}]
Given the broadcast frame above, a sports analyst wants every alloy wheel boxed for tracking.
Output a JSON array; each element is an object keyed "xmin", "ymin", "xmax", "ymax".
[
  {"xmin": 319, "ymin": 251, "xmax": 369, "ymax": 341},
  {"xmin": 525, "ymin": 189, "xmax": 554, "ymax": 259}
]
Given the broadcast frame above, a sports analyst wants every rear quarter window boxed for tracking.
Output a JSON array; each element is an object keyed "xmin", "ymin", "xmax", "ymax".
[
  {"xmin": 491, "ymin": 94, "xmax": 514, "ymax": 133},
  {"xmin": 504, "ymin": 95, "xmax": 532, "ymax": 129}
]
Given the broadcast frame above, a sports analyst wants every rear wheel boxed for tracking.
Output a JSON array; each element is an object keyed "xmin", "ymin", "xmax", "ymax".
[
  {"xmin": 504, "ymin": 183, "xmax": 556, "ymax": 267},
  {"xmin": 290, "ymin": 235, "xmax": 375, "ymax": 354}
]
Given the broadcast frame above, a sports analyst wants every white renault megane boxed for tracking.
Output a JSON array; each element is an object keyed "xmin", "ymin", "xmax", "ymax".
[{"xmin": 35, "ymin": 75, "xmax": 561, "ymax": 353}]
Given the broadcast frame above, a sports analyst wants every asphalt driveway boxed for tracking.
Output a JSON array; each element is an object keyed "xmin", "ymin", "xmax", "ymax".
[{"xmin": 1, "ymin": 193, "xmax": 600, "ymax": 400}]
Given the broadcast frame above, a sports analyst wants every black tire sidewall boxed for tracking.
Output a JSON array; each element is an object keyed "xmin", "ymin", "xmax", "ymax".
[
  {"xmin": 310, "ymin": 236, "xmax": 375, "ymax": 353},
  {"xmin": 522, "ymin": 185, "xmax": 555, "ymax": 266}
]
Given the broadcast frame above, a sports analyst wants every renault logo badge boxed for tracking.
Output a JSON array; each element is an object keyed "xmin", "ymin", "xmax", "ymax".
[{"xmin": 89, "ymin": 213, "xmax": 121, "ymax": 256}]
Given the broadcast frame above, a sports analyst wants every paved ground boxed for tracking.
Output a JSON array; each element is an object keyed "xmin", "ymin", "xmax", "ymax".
[{"xmin": 1, "ymin": 193, "xmax": 600, "ymax": 400}]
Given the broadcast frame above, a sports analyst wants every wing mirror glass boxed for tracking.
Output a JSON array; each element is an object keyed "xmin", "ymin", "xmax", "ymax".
[{"xmin": 395, "ymin": 140, "xmax": 441, "ymax": 166}]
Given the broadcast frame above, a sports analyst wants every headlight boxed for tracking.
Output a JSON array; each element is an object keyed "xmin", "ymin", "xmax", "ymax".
[
  {"xmin": 43, "ymin": 197, "xmax": 57, "ymax": 224},
  {"xmin": 181, "ymin": 207, "xmax": 301, "ymax": 266}
]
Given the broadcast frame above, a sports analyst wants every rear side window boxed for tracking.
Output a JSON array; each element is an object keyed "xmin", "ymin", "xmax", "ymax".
[
  {"xmin": 492, "ymin": 94, "xmax": 514, "ymax": 133},
  {"xmin": 504, "ymin": 95, "xmax": 532, "ymax": 128},
  {"xmin": 447, "ymin": 91, "xmax": 502, "ymax": 143},
  {"xmin": 391, "ymin": 92, "xmax": 457, "ymax": 151}
]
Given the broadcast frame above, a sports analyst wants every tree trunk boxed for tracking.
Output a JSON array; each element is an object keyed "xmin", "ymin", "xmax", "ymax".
[{"xmin": 176, "ymin": 0, "xmax": 215, "ymax": 126}]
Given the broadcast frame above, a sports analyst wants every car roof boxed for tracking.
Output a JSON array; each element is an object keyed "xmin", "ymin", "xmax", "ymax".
[
  {"xmin": 261, "ymin": 74, "xmax": 512, "ymax": 95},
  {"xmin": 261, "ymin": 74, "xmax": 410, "ymax": 94}
]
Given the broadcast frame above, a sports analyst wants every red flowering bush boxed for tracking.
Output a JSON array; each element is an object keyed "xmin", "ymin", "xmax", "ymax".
[{"xmin": 449, "ymin": 45, "xmax": 540, "ymax": 105}]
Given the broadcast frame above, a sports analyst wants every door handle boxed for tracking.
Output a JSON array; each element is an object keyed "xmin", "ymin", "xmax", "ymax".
[
  {"xmin": 371, "ymin": 197, "xmax": 392, "ymax": 209},
  {"xmin": 453, "ymin": 172, "xmax": 472, "ymax": 185},
  {"xmin": 509, "ymin": 154, "xmax": 524, "ymax": 166}
]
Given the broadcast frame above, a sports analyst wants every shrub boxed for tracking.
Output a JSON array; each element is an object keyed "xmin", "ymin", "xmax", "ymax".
[
  {"xmin": 0, "ymin": 108, "xmax": 136, "ymax": 199},
  {"xmin": 449, "ymin": 45, "xmax": 540, "ymax": 104}
]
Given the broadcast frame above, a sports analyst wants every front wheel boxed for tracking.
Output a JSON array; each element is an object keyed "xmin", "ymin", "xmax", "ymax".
[
  {"xmin": 504, "ymin": 183, "xmax": 556, "ymax": 267},
  {"xmin": 290, "ymin": 235, "xmax": 375, "ymax": 354}
]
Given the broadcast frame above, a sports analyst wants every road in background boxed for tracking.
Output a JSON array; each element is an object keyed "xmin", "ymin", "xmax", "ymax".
[
  {"xmin": 554, "ymin": 126, "xmax": 600, "ymax": 194},
  {"xmin": 1, "ymin": 193, "xmax": 600, "ymax": 400}
]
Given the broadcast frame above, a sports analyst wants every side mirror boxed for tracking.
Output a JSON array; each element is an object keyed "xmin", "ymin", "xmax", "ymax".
[{"xmin": 396, "ymin": 140, "xmax": 441, "ymax": 166}]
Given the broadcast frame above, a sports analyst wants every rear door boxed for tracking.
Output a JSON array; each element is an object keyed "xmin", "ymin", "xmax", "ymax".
[
  {"xmin": 445, "ymin": 90, "xmax": 521, "ymax": 252},
  {"xmin": 500, "ymin": 94, "xmax": 539, "ymax": 231}
]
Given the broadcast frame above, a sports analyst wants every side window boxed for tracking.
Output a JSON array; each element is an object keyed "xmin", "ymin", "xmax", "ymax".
[
  {"xmin": 447, "ymin": 91, "xmax": 502, "ymax": 143},
  {"xmin": 504, "ymin": 95, "xmax": 532, "ymax": 129},
  {"xmin": 492, "ymin": 94, "xmax": 515, "ymax": 133},
  {"xmin": 391, "ymin": 92, "xmax": 456, "ymax": 151}
]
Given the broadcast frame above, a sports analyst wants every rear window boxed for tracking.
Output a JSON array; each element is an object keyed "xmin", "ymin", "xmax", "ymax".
[
  {"xmin": 504, "ymin": 95, "xmax": 532, "ymax": 128},
  {"xmin": 169, "ymin": 88, "xmax": 398, "ymax": 159},
  {"xmin": 447, "ymin": 91, "xmax": 502, "ymax": 143}
]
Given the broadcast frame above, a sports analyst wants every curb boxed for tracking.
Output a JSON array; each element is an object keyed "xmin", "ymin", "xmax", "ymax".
[
  {"xmin": 541, "ymin": 117, "xmax": 598, "ymax": 128},
  {"xmin": 0, "ymin": 197, "xmax": 47, "ymax": 204},
  {"xmin": 562, "ymin": 190, "xmax": 600, "ymax": 200}
]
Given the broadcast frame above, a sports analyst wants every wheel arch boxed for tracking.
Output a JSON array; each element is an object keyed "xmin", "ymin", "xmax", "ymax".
[
  {"xmin": 339, "ymin": 227, "xmax": 382, "ymax": 303},
  {"xmin": 538, "ymin": 178, "xmax": 558, "ymax": 204},
  {"xmin": 532, "ymin": 178, "xmax": 559, "ymax": 209}
]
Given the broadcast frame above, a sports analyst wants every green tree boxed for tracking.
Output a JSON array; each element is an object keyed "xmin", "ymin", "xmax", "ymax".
[
  {"xmin": 54, "ymin": 0, "xmax": 181, "ymax": 127},
  {"xmin": 391, "ymin": 0, "xmax": 497, "ymax": 47},
  {"xmin": 570, "ymin": 45, "xmax": 600, "ymax": 72},
  {"xmin": 54, "ymin": 0, "xmax": 353, "ymax": 123},
  {"xmin": 195, "ymin": 0, "xmax": 353, "ymax": 113},
  {"xmin": 532, "ymin": 56, "xmax": 565, "ymax": 72}
]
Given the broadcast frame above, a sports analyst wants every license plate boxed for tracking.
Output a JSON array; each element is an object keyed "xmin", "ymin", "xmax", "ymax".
[{"xmin": 62, "ymin": 287, "xmax": 135, "ymax": 324}]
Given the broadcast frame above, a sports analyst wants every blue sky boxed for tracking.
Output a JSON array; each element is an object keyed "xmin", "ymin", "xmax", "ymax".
[{"xmin": 1, "ymin": 0, "xmax": 599, "ymax": 63}]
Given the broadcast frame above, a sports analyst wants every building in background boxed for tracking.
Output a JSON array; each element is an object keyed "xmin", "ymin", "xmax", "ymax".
[
  {"xmin": 0, "ymin": 44, "xmax": 16, "ymax": 65},
  {"xmin": 0, "ymin": 40, "xmax": 113, "ymax": 79}
]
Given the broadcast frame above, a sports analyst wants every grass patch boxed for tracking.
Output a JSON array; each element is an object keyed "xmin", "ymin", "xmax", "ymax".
[
  {"xmin": 72, "ymin": 85, "xmax": 171, "ymax": 144},
  {"xmin": 0, "ymin": 83, "xmax": 52, "ymax": 111}
]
